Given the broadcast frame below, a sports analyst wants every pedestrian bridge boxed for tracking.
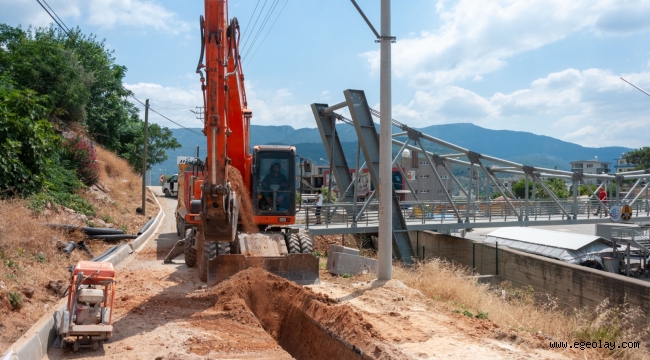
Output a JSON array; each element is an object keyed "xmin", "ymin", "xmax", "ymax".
[{"xmin": 305, "ymin": 89, "xmax": 650, "ymax": 262}]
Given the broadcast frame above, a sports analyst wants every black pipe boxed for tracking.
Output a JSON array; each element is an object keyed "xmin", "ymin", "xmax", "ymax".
[
  {"xmin": 137, "ymin": 218, "xmax": 155, "ymax": 235},
  {"xmin": 62, "ymin": 241, "xmax": 76, "ymax": 254},
  {"xmin": 47, "ymin": 224, "xmax": 125, "ymax": 235},
  {"xmin": 91, "ymin": 245, "xmax": 117, "ymax": 262},
  {"xmin": 76, "ymin": 241, "xmax": 94, "ymax": 258},
  {"xmin": 88, "ymin": 234, "xmax": 138, "ymax": 241}
]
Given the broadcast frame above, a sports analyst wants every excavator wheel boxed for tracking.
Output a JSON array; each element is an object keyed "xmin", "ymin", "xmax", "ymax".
[
  {"xmin": 285, "ymin": 233, "xmax": 301, "ymax": 254},
  {"xmin": 198, "ymin": 240, "xmax": 231, "ymax": 282},
  {"xmin": 298, "ymin": 231, "xmax": 313, "ymax": 254},
  {"xmin": 183, "ymin": 229, "xmax": 197, "ymax": 267}
]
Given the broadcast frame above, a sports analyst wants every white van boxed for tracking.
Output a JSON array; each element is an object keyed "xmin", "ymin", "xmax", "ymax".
[{"xmin": 162, "ymin": 174, "xmax": 179, "ymax": 197}]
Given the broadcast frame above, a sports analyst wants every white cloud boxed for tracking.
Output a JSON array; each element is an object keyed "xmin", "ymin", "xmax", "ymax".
[
  {"xmin": 392, "ymin": 67, "xmax": 650, "ymax": 147},
  {"xmin": 363, "ymin": 0, "xmax": 650, "ymax": 88},
  {"xmin": 125, "ymin": 82, "xmax": 204, "ymax": 128},
  {"xmin": 125, "ymin": 81, "xmax": 313, "ymax": 130},
  {"xmin": 0, "ymin": 0, "xmax": 189, "ymax": 34},
  {"xmin": 86, "ymin": 0, "xmax": 190, "ymax": 34}
]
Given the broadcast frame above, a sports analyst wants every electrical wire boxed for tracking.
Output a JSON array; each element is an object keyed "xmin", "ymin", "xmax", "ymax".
[
  {"xmin": 245, "ymin": 0, "xmax": 289, "ymax": 65},
  {"xmin": 240, "ymin": 0, "xmax": 269, "ymax": 52},
  {"xmin": 242, "ymin": 0, "xmax": 280, "ymax": 56},
  {"xmin": 240, "ymin": 0, "xmax": 262, "ymax": 40},
  {"xmin": 131, "ymin": 96, "xmax": 202, "ymax": 135}
]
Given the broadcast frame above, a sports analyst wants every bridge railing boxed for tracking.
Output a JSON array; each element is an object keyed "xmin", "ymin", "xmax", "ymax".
[{"xmin": 302, "ymin": 198, "xmax": 650, "ymax": 229}]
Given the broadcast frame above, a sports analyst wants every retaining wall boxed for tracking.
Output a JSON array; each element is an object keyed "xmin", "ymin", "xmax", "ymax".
[{"xmin": 411, "ymin": 230, "xmax": 650, "ymax": 323}]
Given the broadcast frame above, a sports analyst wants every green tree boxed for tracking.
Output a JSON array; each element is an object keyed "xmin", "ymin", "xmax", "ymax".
[
  {"xmin": 119, "ymin": 123, "xmax": 182, "ymax": 172},
  {"xmin": 511, "ymin": 178, "xmax": 569, "ymax": 199},
  {"xmin": 0, "ymin": 80, "xmax": 59, "ymax": 195},
  {"xmin": 623, "ymin": 147, "xmax": 650, "ymax": 170}
]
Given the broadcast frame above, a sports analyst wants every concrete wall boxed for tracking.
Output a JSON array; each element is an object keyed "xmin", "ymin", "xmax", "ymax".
[{"xmin": 412, "ymin": 230, "xmax": 650, "ymax": 322}]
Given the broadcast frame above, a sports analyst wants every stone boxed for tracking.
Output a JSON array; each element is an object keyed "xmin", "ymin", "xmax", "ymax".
[
  {"xmin": 327, "ymin": 251, "xmax": 377, "ymax": 276},
  {"xmin": 21, "ymin": 287, "xmax": 34, "ymax": 299}
]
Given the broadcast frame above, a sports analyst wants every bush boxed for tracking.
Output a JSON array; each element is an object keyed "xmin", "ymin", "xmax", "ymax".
[
  {"xmin": 0, "ymin": 85, "xmax": 59, "ymax": 196},
  {"xmin": 61, "ymin": 136, "xmax": 99, "ymax": 186},
  {"xmin": 8, "ymin": 291, "xmax": 22, "ymax": 310},
  {"xmin": 28, "ymin": 160, "xmax": 95, "ymax": 215}
]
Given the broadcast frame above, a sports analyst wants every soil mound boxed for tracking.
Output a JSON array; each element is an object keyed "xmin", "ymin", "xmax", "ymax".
[
  {"xmin": 228, "ymin": 165, "xmax": 257, "ymax": 234},
  {"xmin": 205, "ymin": 268, "xmax": 402, "ymax": 360}
]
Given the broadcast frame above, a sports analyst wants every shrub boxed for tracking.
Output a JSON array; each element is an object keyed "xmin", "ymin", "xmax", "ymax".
[
  {"xmin": 61, "ymin": 136, "xmax": 98, "ymax": 186},
  {"xmin": 8, "ymin": 291, "xmax": 22, "ymax": 310}
]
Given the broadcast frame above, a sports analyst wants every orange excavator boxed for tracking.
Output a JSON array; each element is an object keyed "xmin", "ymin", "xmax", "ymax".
[{"xmin": 165, "ymin": 0, "xmax": 317, "ymax": 286}]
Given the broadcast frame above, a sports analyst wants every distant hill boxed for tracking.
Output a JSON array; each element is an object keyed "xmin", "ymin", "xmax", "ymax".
[{"xmin": 156, "ymin": 123, "xmax": 631, "ymax": 176}]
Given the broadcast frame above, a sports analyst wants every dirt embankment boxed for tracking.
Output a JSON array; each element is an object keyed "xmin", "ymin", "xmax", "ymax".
[
  {"xmin": 193, "ymin": 267, "xmax": 403, "ymax": 359},
  {"xmin": 0, "ymin": 144, "xmax": 158, "ymax": 353}
]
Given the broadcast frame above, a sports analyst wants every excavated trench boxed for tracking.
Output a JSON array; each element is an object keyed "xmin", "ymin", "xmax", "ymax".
[{"xmin": 209, "ymin": 268, "xmax": 388, "ymax": 360}]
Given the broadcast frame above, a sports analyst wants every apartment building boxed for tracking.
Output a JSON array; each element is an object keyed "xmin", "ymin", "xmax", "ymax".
[
  {"xmin": 570, "ymin": 157, "xmax": 611, "ymax": 185},
  {"xmin": 400, "ymin": 149, "xmax": 453, "ymax": 201}
]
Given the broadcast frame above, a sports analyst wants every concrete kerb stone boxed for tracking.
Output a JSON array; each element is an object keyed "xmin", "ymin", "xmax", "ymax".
[
  {"xmin": 326, "ymin": 244, "xmax": 377, "ymax": 276},
  {"xmin": 1, "ymin": 187, "xmax": 164, "ymax": 360}
]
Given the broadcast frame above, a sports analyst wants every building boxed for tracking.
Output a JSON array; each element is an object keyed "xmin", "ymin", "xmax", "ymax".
[
  {"xmin": 570, "ymin": 157, "xmax": 611, "ymax": 185},
  {"xmin": 614, "ymin": 154, "xmax": 636, "ymax": 173},
  {"xmin": 400, "ymin": 149, "xmax": 453, "ymax": 201}
]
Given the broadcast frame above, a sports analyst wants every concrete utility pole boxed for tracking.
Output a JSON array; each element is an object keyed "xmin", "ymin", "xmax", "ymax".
[
  {"xmin": 141, "ymin": 99, "xmax": 149, "ymax": 216},
  {"xmin": 378, "ymin": 0, "xmax": 392, "ymax": 280}
]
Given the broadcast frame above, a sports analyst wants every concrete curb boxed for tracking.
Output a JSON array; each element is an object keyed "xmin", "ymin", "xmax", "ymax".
[{"xmin": 2, "ymin": 187, "xmax": 164, "ymax": 360}]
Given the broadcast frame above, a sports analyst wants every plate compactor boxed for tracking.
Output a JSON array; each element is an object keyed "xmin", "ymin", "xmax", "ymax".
[{"xmin": 58, "ymin": 261, "xmax": 116, "ymax": 352}]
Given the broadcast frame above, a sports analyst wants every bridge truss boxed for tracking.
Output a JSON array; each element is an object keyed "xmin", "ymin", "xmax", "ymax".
[{"xmin": 308, "ymin": 90, "xmax": 650, "ymax": 259}]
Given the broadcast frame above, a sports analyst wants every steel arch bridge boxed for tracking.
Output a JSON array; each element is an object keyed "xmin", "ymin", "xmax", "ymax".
[{"xmin": 305, "ymin": 89, "xmax": 650, "ymax": 262}]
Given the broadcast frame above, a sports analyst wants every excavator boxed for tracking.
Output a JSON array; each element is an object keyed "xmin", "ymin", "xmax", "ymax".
[{"xmin": 165, "ymin": 0, "xmax": 318, "ymax": 286}]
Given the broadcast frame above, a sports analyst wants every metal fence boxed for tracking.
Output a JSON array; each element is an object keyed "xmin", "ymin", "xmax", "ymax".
[{"xmin": 301, "ymin": 198, "xmax": 650, "ymax": 229}]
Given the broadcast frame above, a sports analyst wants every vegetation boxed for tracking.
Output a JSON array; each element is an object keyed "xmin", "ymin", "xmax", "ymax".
[
  {"xmin": 511, "ymin": 178, "xmax": 569, "ymax": 199},
  {"xmin": 0, "ymin": 24, "xmax": 180, "ymax": 204},
  {"xmin": 623, "ymin": 147, "xmax": 650, "ymax": 170}
]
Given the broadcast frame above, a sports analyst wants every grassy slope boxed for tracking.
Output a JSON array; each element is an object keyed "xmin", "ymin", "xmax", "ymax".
[{"xmin": 0, "ymin": 144, "xmax": 159, "ymax": 353}]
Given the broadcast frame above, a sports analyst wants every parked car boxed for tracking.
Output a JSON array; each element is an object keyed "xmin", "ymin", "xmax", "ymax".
[{"xmin": 162, "ymin": 174, "xmax": 179, "ymax": 197}]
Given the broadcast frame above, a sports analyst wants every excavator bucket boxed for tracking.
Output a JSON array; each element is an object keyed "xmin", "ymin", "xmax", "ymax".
[{"xmin": 206, "ymin": 232, "xmax": 320, "ymax": 287}]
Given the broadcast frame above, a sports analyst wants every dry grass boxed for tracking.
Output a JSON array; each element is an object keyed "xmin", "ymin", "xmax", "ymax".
[
  {"xmin": 393, "ymin": 259, "xmax": 650, "ymax": 359},
  {"xmin": 0, "ymin": 143, "xmax": 159, "ymax": 353}
]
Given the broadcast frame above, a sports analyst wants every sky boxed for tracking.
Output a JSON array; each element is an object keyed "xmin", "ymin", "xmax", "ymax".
[{"xmin": 2, "ymin": 0, "xmax": 650, "ymax": 149}]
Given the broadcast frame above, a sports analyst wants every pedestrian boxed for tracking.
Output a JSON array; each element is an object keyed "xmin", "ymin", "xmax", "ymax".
[
  {"xmin": 159, "ymin": 174, "xmax": 164, "ymax": 186},
  {"xmin": 315, "ymin": 190, "xmax": 323, "ymax": 225},
  {"xmin": 594, "ymin": 187, "xmax": 607, "ymax": 215}
]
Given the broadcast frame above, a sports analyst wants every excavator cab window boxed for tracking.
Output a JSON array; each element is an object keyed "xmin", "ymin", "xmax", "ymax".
[{"xmin": 253, "ymin": 150, "xmax": 295, "ymax": 215}]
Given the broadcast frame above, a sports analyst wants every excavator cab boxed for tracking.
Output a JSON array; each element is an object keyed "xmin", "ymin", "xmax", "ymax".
[{"xmin": 252, "ymin": 145, "xmax": 296, "ymax": 224}]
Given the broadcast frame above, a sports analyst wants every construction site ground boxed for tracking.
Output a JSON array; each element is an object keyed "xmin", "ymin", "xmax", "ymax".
[{"xmin": 42, "ymin": 188, "xmax": 573, "ymax": 359}]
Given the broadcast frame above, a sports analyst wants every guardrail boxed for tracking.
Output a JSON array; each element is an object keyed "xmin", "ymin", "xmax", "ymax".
[{"xmin": 301, "ymin": 198, "xmax": 650, "ymax": 229}]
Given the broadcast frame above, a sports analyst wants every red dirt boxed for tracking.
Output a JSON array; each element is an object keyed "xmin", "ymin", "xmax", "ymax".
[
  {"xmin": 228, "ymin": 165, "xmax": 257, "ymax": 234},
  {"xmin": 194, "ymin": 268, "xmax": 405, "ymax": 359}
]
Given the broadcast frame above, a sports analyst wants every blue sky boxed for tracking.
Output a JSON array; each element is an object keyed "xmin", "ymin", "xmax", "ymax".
[{"xmin": 2, "ymin": 0, "xmax": 650, "ymax": 148}]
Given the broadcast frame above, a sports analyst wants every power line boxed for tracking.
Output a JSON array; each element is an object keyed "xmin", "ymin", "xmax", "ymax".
[
  {"xmin": 240, "ymin": 0, "xmax": 269, "ymax": 52},
  {"xmin": 131, "ymin": 96, "xmax": 202, "ymax": 135},
  {"xmin": 245, "ymin": 0, "xmax": 289, "ymax": 65},
  {"xmin": 243, "ymin": 0, "xmax": 280, "ymax": 56},
  {"xmin": 241, "ymin": 0, "xmax": 263, "ymax": 40}
]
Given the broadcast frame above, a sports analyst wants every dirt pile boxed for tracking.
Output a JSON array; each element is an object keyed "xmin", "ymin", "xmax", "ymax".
[
  {"xmin": 197, "ymin": 268, "xmax": 404, "ymax": 359},
  {"xmin": 228, "ymin": 165, "xmax": 257, "ymax": 233}
]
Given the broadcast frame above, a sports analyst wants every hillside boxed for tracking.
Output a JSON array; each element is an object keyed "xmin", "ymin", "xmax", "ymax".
[
  {"xmin": 0, "ymin": 145, "xmax": 158, "ymax": 352},
  {"xmin": 159, "ymin": 123, "xmax": 631, "ymax": 176}
]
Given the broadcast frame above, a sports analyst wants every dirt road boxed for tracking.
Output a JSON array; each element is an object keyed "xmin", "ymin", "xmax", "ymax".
[{"xmin": 44, "ymin": 188, "xmax": 569, "ymax": 359}]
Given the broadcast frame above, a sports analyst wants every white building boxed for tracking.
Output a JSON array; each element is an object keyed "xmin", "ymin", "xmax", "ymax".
[{"xmin": 570, "ymin": 157, "xmax": 611, "ymax": 185}]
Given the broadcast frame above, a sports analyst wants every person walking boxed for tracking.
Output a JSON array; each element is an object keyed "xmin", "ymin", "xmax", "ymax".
[
  {"xmin": 315, "ymin": 190, "xmax": 323, "ymax": 224},
  {"xmin": 159, "ymin": 174, "xmax": 164, "ymax": 186},
  {"xmin": 594, "ymin": 187, "xmax": 607, "ymax": 215}
]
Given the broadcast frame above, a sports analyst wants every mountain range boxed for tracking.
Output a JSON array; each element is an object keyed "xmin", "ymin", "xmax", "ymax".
[{"xmin": 154, "ymin": 123, "xmax": 631, "ymax": 178}]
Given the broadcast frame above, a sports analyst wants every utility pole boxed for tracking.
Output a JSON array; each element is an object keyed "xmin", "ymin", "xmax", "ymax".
[
  {"xmin": 141, "ymin": 99, "xmax": 149, "ymax": 216},
  {"xmin": 378, "ymin": 0, "xmax": 392, "ymax": 280}
]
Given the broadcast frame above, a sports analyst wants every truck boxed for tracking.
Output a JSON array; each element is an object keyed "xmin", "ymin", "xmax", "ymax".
[{"xmin": 165, "ymin": 0, "xmax": 317, "ymax": 286}]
